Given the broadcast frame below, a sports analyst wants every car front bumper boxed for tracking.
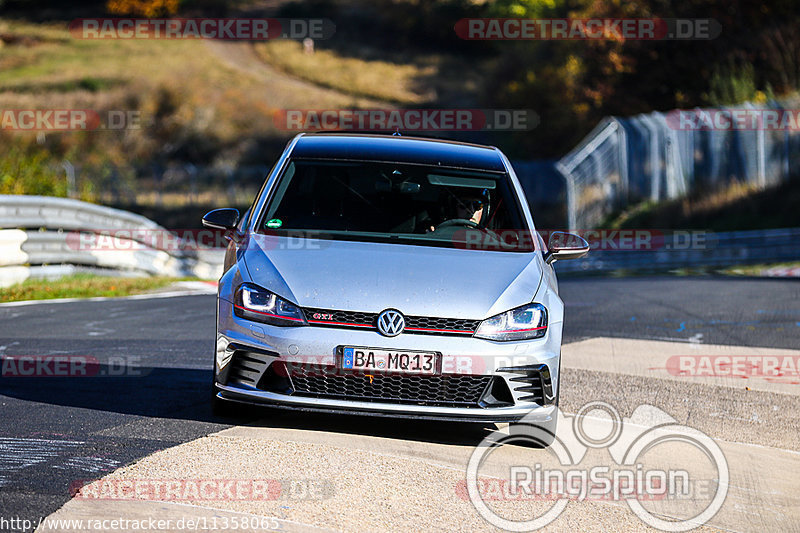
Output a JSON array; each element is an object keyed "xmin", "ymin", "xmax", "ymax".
[{"xmin": 215, "ymin": 298, "xmax": 562, "ymax": 423}]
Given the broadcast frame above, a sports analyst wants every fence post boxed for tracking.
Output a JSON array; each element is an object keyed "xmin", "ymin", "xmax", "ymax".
[
  {"xmin": 62, "ymin": 160, "xmax": 76, "ymax": 199},
  {"xmin": 757, "ymin": 126, "xmax": 766, "ymax": 188},
  {"xmin": 639, "ymin": 114, "xmax": 661, "ymax": 201},
  {"xmin": 554, "ymin": 162, "xmax": 577, "ymax": 231},
  {"xmin": 617, "ymin": 119, "xmax": 629, "ymax": 202}
]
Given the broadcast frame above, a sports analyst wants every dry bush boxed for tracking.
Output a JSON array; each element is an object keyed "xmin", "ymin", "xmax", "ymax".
[{"xmin": 106, "ymin": 0, "xmax": 178, "ymax": 17}]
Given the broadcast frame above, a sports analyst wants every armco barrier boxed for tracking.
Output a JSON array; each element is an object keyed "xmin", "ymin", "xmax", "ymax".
[
  {"xmin": 0, "ymin": 195, "xmax": 163, "ymax": 233},
  {"xmin": 2, "ymin": 197, "xmax": 796, "ymax": 286},
  {"xmin": 554, "ymin": 227, "xmax": 800, "ymax": 274},
  {"xmin": 0, "ymin": 195, "xmax": 223, "ymax": 288}
]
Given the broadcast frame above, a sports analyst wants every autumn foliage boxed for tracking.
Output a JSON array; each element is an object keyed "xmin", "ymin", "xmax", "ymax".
[{"xmin": 106, "ymin": 0, "xmax": 179, "ymax": 17}]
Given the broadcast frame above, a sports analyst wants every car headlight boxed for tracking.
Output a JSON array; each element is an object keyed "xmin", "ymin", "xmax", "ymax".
[
  {"xmin": 474, "ymin": 303, "xmax": 547, "ymax": 341},
  {"xmin": 234, "ymin": 283, "xmax": 306, "ymax": 326}
]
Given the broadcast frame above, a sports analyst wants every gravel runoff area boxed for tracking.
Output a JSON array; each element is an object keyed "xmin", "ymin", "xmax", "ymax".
[{"xmin": 37, "ymin": 337, "xmax": 800, "ymax": 533}]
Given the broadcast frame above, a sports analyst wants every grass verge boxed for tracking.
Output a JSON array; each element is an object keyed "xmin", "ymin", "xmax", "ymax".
[
  {"xmin": 0, "ymin": 274, "xmax": 192, "ymax": 303},
  {"xmin": 722, "ymin": 261, "xmax": 800, "ymax": 277},
  {"xmin": 253, "ymin": 40, "xmax": 436, "ymax": 104},
  {"xmin": 0, "ymin": 20, "xmax": 377, "ymax": 200},
  {"xmin": 603, "ymin": 177, "xmax": 800, "ymax": 231}
]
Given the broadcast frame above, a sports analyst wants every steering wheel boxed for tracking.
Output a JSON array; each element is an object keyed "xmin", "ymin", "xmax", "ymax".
[{"xmin": 436, "ymin": 218, "xmax": 480, "ymax": 230}]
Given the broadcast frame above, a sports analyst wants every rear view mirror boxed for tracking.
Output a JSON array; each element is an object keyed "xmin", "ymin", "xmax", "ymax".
[
  {"xmin": 202, "ymin": 208, "xmax": 240, "ymax": 231},
  {"xmin": 399, "ymin": 182, "xmax": 420, "ymax": 194},
  {"xmin": 544, "ymin": 231, "xmax": 589, "ymax": 264},
  {"xmin": 374, "ymin": 181, "xmax": 420, "ymax": 194}
]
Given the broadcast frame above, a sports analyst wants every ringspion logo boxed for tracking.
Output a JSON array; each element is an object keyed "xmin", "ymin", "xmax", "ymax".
[{"xmin": 465, "ymin": 402, "xmax": 729, "ymax": 531}]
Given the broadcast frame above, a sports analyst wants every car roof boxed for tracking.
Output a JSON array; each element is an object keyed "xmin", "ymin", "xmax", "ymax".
[{"xmin": 289, "ymin": 133, "xmax": 506, "ymax": 172}]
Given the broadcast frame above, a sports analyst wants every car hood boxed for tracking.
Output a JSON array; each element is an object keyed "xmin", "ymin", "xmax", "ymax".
[{"xmin": 242, "ymin": 235, "xmax": 543, "ymax": 319}]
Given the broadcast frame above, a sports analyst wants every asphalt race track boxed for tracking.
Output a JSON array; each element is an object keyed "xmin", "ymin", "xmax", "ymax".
[
  {"xmin": 559, "ymin": 277, "xmax": 800, "ymax": 349},
  {"xmin": 0, "ymin": 276, "xmax": 798, "ymax": 532}
]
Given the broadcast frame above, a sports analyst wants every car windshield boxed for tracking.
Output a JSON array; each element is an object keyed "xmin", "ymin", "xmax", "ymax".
[{"xmin": 259, "ymin": 159, "xmax": 533, "ymax": 251}]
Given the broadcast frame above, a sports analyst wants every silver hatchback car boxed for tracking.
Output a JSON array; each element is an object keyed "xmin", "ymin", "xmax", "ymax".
[{"xmin": 204, "ymin": 133, "xmax": 588, "ymax": 434}]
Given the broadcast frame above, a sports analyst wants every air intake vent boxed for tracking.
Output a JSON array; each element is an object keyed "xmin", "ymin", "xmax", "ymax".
[
  {"xmin": 496, "ymin": 364, "xmax": 555, "ymax": 406},
  {"xmin": 226, "ymin": 349, "xmax": 277, "ymax": 387}
]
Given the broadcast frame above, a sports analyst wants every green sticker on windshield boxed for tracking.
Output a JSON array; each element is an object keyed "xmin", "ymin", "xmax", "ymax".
[{"xmin": 266, "ymin": 218, "xmax": 283, "ymax": 228}]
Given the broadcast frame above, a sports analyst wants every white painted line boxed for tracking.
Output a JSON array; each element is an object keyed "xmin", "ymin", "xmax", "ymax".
[{"xmin": 0, "ymin": 438, "xmax": 86, "ymax": 479}]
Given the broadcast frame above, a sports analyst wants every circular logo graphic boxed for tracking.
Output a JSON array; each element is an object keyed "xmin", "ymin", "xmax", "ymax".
[{"xmin": 465, "ymin": 402, "xmax": 730, "ymax": 532}]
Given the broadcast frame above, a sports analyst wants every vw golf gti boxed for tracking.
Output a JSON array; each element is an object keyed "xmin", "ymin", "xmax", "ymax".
[{"xmin": 204, "ymin": 133, "xmax": 588, "ymax": 432}]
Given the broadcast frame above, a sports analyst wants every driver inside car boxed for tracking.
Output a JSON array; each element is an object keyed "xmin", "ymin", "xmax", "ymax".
[
  {"xmin": 457, "ymin": 196, "xmax": 485, "ymax": 225},
  {"xmin": 428, "ymin": 192, "xmax": 486, "ymax": 232}
]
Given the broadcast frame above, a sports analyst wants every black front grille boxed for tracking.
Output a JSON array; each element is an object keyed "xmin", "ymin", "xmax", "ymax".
[
  {"xmin": 405, "ymin": 316, "xmax": 480, "ymax": 333},
  {"xmin": 303, "ymin": 307, "xmax": 479, "ymax": 336},
  {"xmin": 285, "ymin": 364, "xmax": 492, "ymax": 407}
]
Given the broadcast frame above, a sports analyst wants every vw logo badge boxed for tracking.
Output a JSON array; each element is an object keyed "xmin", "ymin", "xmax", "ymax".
[{"xmin": 377, "ymin": 309, "xmax": 405, "ymax": 337}]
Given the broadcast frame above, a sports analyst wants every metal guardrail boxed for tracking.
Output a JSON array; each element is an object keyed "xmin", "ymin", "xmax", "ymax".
[
  {"xmin": 2, "ymin": 197, "xmax": 796, "ymax": 287},
  {"xmin": 0, "ymin": 196, "xmax": 224, "ymax": 288},
  {"xmin": 554, "ymin": 228, "xmax": 800, "ymax": 274},
  {"xmin": 0, "ymin": 195, "xmax": 163, "ymax": 233}
]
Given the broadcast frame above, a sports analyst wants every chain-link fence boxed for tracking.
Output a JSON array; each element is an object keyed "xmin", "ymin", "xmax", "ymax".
[{"xmin": 555, "ymin": 101, "xmax": 800, "ymax": 230}]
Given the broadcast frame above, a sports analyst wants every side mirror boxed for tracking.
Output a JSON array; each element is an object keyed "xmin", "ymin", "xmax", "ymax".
[
  {"xmin": 202, "ymin": 208, "xmax": 240, "ymax": 231},
  {"xmin": 544, "ymin": 231, "xmax": 589, "ymax": 264}
]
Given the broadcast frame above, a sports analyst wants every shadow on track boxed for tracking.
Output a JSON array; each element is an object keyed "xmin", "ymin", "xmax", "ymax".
[{"xmin": 0, "ymin": 364, "xmax": 494, "ymax": 447}]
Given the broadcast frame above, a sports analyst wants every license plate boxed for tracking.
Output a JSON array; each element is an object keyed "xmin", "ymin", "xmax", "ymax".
[{"xmin": 341, "ymin": 347, "xmax": 438, "ymax": 375}]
